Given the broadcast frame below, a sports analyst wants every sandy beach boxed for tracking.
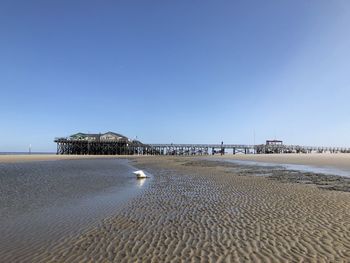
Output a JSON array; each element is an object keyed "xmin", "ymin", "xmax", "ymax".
[
  {"xmin": 3, "ymin": 153, "xmax": 350, "ymax": 170},
  {"xmin": 3, "ymin": 0, "xmax": 349, "ymax": 261},
  {"xmin": 10, "ymin": 155, "xmax": 347, "ymax": 262}
]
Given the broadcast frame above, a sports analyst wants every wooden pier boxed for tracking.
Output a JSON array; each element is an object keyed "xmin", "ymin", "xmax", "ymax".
[
  {"xmin": 147, "ymin": 143, "xmax": 350, "ymax": 155},
  {"xmin": 55, "ymin": 133, "xmax": 350, "ymax": 155}
]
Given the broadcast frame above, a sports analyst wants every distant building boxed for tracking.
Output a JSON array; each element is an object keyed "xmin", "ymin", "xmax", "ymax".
[
  {"xmin": 54, "ymin": 131, "xmax": 147, "ymax": 155},
  {"xmin": 69, "ymin": 132, "xmax": 129, "ymax": 142},
  {"xmin": 254, "ymin": 140, "xmax": 284, "ymax": 154},
  {"xmin": 266, "ymin": 140, "xmax": 283, "ymax": 146}
]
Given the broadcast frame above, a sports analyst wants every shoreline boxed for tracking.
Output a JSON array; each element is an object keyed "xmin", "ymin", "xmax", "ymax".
[
  {"xmin": 2, "ymin": 153, "xmax": 350, "ymax": 170},
  {"xmin": 0, "ymin": 153, "xmax": 350, "ymax": 170}
]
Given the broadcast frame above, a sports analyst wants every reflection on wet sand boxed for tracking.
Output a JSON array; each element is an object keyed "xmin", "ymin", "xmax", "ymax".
[{"xmin": 137, "ymin": 178, "xmax": 146, "ymax": 188}]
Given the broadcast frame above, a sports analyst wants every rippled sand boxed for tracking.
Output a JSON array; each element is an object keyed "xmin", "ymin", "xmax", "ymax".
[{"xmin": 27, "ymin": 156, "xmax": 350, "ymax": 262}]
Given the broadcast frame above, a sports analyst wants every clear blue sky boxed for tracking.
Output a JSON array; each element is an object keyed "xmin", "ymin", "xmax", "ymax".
[{"xmin": 1, "ymin": 0, "xmax": 350, "ymax": 152}]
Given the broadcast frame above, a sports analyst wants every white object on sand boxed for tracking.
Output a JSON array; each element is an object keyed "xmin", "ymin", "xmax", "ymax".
[{"xmin": 133, "ymin": 170, "xmax": 147, "ymax": 179}]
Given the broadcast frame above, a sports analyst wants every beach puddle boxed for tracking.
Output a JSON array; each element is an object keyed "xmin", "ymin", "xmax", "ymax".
[
  {"xmin": 0, "ymin": 158, "xmax": 150, "ymax": 262},
  {"xmin": 209, "ymin": 158, "xmax": 350, "ymax": 177},
  {"xmin": 195, "ymin": 158, "xmax": 350, "ymax": 192}
]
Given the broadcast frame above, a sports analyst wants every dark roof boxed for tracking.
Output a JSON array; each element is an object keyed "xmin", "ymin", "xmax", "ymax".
[
  {"xmin": 70, "ymin": 133, "xmax": 99, "ymax": 138},
  {"xmin": 69, "ymin": 132, "xmax": 129, "ymax": 140}
]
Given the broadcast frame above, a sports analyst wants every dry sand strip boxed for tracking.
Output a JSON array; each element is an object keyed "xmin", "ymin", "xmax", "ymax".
[
  {"xmin": 0, "ymin": 154, "xmax": 135, "ymax": 163},
  {"xmin": 30, "ymin": 156, "xmax": 350, "ymax": 263}
]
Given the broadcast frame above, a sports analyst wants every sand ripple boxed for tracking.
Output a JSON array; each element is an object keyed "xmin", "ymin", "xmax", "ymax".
[{"xmin": 32, "ymin": 157, "xmax": 350, "ymax": 262}]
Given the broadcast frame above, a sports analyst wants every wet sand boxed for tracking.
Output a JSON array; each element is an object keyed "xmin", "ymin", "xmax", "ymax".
[
  {"xmin": 0, "ymin": 158, "xmax": 147, "ymax": 262},
  {"xmin": 29, "ymin": 156, "xmax": 350, "ymax": 262},
  {"xmin": 213, "ymin": 153, "xmax": 350, "ymax": 171}
]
